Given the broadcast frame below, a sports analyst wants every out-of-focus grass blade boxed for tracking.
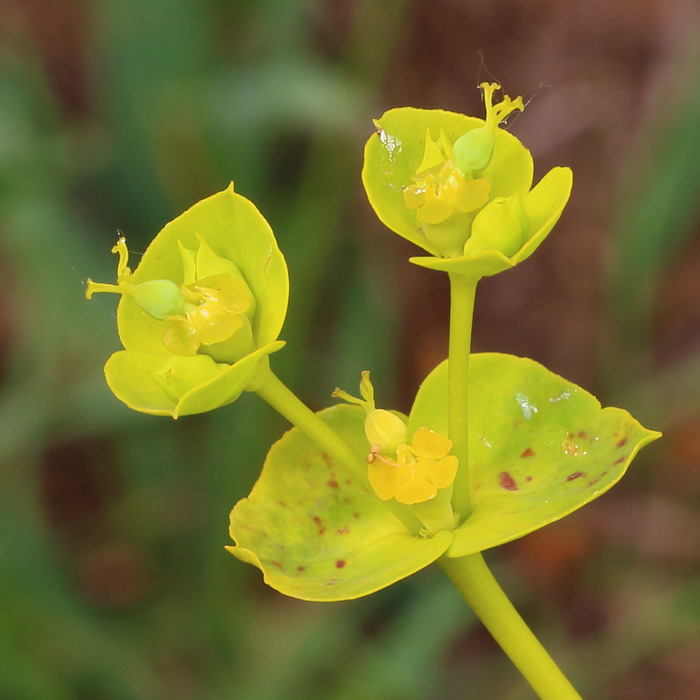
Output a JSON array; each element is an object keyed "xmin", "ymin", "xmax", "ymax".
[
  {"xmin": 92, "ymin": 0, "xmax": 218, "ymax": 230},
  {"xmin": 331, "ymin": 575, "xmax": 472, "ymax": 700},
  {"xmin": 605, "ymin": 47, "xmax": 700, "ymax": 397}
]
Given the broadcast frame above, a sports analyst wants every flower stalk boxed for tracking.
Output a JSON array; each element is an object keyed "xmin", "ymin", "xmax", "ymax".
[
  {"xmin": 440, "ymin": 553, "xmax": 582, "ymax": 699},
  {"xmin": 444, "ymin": 271, "xmax": 580, "ymax": 699},
  {"xmin": 447, "ymin": 273, "xmax": 478, "ymax": 519},
  {"xmin": 252, "ymin": 366, "xmax": 361, "ymax": 478}
]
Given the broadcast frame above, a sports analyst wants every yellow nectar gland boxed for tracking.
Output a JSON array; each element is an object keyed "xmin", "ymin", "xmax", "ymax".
[
  {"xmin": 367, "ymin": 426, "xmax": 458, "ymax": 505},
  {"xmin": 403, "ymin": 130, "xmax": 492, "ymax": 226},
  {"xmin": 161, "ymin": 274, "xmax": 251, "ymax": 356}
]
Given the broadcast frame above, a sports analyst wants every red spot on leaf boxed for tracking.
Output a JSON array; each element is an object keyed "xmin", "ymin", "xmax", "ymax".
[
  {"xmin": 525, "ymin": 475, "xmax": 533, "ymax": 482},
  {"xmin": 312, "ymin": 515, "xmax": 326, "ymax": 535},
  {"xmin": 343, "ymin": 497, "xmax": 353, "ymax": 505},
  {"xmin": 613, "ymin": 457, "xmax": 625, "ymax": 465},
  {"xmin": 336, "ymin": 527, "xmax": 350, "ymax": 535},
  {"xmin": 271, "ymin": 561, "xmax": 284, "ymax": 570},
  {"xmin": 567, "ymin": 471, "xmax": 584, "ymax": 481},
  {"xmin": 499, "ymin": 471, "xmax": 518, "ymax": 490},
  {"xmin": 353, "ymin": 512, "xmax": 361, "ymax": 519},
  {"xmin": 336, "ymin": 560, "xmax": 346, "ymax": 569},
  {"xmin": 578, "ymin": 431, "xmax": 587, "ymax": 439},
  {"xmin": 321, "ymin": 453, "xmax": 333, "ymax": 470},
  {"xmin": 277, "ymin": 500, "xmax": 288, "ymax": 507},
  {"xmin": 296, "ymin": 566, "xmax": 305, "ymax": 572},
  {"xmin": 345, "ymin": 477, "xmax": 353, "ymax": 485},
  {"xmin": 521, "ymin": 448, "xmax": 535, "ymax": 458},
  {"xmin": 588, "ymin": 469, "xmax": 609, "ymax": 487},
  {"xmin": 616, "ymin": 437, "xmax": 628, "ymax": 449},
  {"xmin": 327, "ymin": 480, "xmax": 339, "ymax": 489}
]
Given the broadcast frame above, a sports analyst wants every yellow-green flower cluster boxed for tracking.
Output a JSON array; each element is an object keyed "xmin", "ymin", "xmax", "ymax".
[
  {"xmin": 86, "ymin": 185, "xmax": 288, "ymax": 417},
  {"xmin": 362, "ymin": 83, "xmax": 573, "ymax": 278}
]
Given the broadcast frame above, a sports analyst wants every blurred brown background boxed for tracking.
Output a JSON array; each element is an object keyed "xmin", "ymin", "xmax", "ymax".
[{"xmin": 0, "ymin": 0, "xmax": 698, "ymax": 698}]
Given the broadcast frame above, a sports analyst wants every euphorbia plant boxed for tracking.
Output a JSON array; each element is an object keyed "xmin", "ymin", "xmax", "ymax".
[{"xmin": 87, "ymin": 83, "xmax": 660, "ymax": 699}]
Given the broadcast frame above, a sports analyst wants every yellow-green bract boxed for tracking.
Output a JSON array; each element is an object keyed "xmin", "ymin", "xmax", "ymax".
[
  {"xmin": 362, "ymin": 103, "xmax": 573, "ymax": 278},
  {"xmin": 102, "ymin": 184, "xmax": 289, "ymax": 418},
  {"xmin": 228, "ymin": 354, "xmax": 660, "ymax": 601}
]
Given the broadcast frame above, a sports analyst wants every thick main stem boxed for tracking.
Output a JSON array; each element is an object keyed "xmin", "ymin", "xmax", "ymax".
[
  {"xmin": 440, "ymin": 554, "xmax": 582, "ymax": 699},
  {"xmin": 444, "ymin": 274, "xmax": 580, "ymax": 697},
  {"xmin": 447, "ymin": 273, "xmax": 478, "ymax": 518}
]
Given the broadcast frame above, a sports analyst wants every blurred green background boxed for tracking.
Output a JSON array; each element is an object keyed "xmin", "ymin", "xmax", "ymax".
[{"xmin": 1, "ymin": 0, "xmax": 699, "ymax": 698}]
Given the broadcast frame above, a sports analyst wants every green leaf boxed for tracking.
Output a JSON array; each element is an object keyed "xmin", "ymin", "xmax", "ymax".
[
  {"xmin": 361, "ymin": 107, "xmax": 534, "ymax": 255},
  {"xmin": 227, "ymin": 405, "xmax": 453, "ymax": 601},
  {"xmin": 409, "ymin": 166, "xmax": 573, "ymax": 277},
  {"xmin": 408, "ymin": 354, "xmax": 661, "ymax": 558}
]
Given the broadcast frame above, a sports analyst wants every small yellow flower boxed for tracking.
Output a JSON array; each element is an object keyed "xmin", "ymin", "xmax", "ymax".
[
  {"xmin": 85, "ymin": 186, "xmax": 288, "ymax": 417},
  {"xmin": 401, "ymin": 83, "xmax": 522, "ymax": 237},
  {"xmin": 87, "ymin": 236, "xmax": 256, "ymax": 363},
  {"xmin": 363, "ymin": 84, "xmax": 573, "ymax": 275},
  {"xmin": 162, "ymin": 273, "xmax": 253, "ymax": 357},
  {"xmin": 402, "ymin": 134, "xmax": 493, "ymax": 226},
  {"xmin": 368, "ymin": 427, "xmax": 458, "ymax": 505},
  {"xmin": 333, "ymin": 372, "xmax": 458, "ymax": 506}
]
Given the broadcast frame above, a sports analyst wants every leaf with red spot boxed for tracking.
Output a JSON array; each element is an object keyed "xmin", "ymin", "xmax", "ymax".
[
  {"xmin": 408, "ymin": 353, "xmax": 660, "ymax": 558},
  {"xmin": 227, "ymin": 405, "xmax": 453, "ymax": 601}
]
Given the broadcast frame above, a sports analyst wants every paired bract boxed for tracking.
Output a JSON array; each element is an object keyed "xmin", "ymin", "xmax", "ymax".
[
  {"xmin": 228, "ymin": 354, "xmax": 659, "ymax": 601},
  {"xmin": 87, "ymin": 184, "xmax": 288, "ymax": 417},
  {"xmin": 362, "ymin": 83, "xmax": 573, "ymax": 277}
]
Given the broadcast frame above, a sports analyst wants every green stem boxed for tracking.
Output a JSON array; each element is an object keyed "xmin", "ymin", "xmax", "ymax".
[
  {"xmin": 254, "ymin": 365, "xmax": 361, "ymax": 475},
  {"xmin": 447, "ymin": 273, "xmax": 478, "ymax": 518},
  {"xmin": 440, "ymin": 553, "xmax": 581, "ymax": 699},
  {"xmin": 444, "ymin": 275, "xmax": 579, "ymax": 697}
]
